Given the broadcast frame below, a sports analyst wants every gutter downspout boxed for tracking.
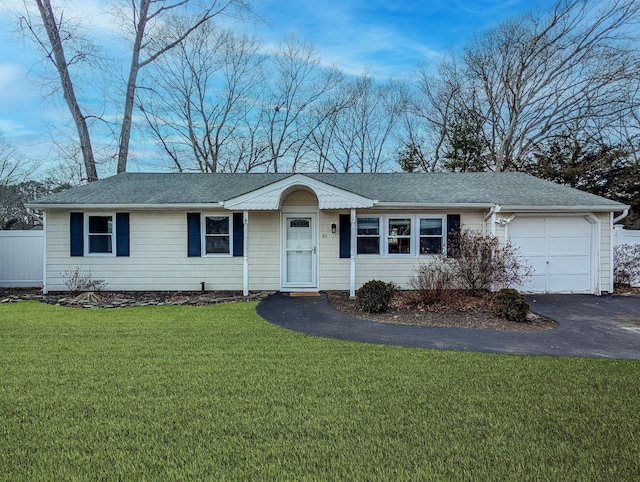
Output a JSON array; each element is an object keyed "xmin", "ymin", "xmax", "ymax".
[
  {"xmin": 482, "ymin": 205, "xmax": 500, "ymax": 236},
  {"xmin": 497, "ymin": 214, "xmax": 517, "ymax": 240},
  {"xmin": 613, "ymin": 208, "xmax": 629, "ymax": 225},
  {"xmin": 610, "ymin": 208, "xmax": 629, "ymax": 293}
]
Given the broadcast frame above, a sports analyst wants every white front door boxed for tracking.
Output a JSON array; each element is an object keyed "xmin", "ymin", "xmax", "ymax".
[{"xmin": 283, "ymin": 215, "xmax": 317, "ymax": 289}]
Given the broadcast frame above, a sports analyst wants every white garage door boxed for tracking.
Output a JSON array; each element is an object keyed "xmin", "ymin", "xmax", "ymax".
[{"xmin": 509, "ymin": 216, "xmax": 593, "ymax": 294}]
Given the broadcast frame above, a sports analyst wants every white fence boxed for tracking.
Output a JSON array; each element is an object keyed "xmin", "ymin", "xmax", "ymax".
[
  {"xmin": 613, "ymin": 226, "xmax": 640, "ymax": 287},
  {"xmin": 613, "ymin": 225, "xmax": 640, "ymax": 247},
  {"xmin": 0, "ymin": 230, "xmax": 43, "ymax": 287}
]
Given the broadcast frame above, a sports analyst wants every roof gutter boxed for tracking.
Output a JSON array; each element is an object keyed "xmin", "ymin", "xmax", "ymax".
[
  {"xmin": 26, "ymin": 202, "xmax": 631, "ymax": 214},
  {"xmin": 373, "ymin": 202, "xmax": 496, "ymax": 209},
  {"xmin": 613, "ymin": 208, "xmax": 629, "ymax": 224},
  {"xmin": 497, "ymin": 205, "xmax": 630, "ymax": 213},
  {"xmin": 25, "ymin": 202, "xmax": 227, "ymax": 211}
]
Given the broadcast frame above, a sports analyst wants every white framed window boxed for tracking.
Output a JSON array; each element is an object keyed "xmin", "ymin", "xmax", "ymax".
[
  {"xmin": 203, "ymin": 214, "xmax": 232, "ymax": 256},
  {"xmin": 356, "ymin": 217, "xmax": 380, "ymax": 255},
  {"xmin": 354, "ymin": 214, "xmax": 448, "ymax": 257},
  {"xmin": 86, "ymin": 213, "xmax": 115, "ymax": 255},
  {"xmin": 419, "ymin": 217, "xmax": 444, "ymax": 254},
  {"xmin": 387, "ymin": 217, "xmax": 412, "ymax": 255}
]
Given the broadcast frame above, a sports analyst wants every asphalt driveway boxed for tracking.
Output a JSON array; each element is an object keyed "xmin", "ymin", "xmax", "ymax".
[{"xmin": 256, "ymin": 292, "xmax": 640, "ymax": 359}]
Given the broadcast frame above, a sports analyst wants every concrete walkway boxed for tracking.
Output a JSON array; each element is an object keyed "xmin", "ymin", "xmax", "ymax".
[{"xmin": 256, "ymin": 292, "xmax": 640, "ymax": 359}]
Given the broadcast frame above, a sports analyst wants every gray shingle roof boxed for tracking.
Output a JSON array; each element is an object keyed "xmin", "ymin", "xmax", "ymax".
[{"xmin": 30, "ymin": 171, "xmax": 627, "ymax": 210}]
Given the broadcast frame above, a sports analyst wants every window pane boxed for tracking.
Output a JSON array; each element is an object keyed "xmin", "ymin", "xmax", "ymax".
[
  {"xmin": 206, "ymin": 216, "xmax": 229, "ymax": 235},
  {"xmin": 388, "ymin": 237, "xmax": 411, "ymax": 254},
  {"xmin": 388, "ymin": 218, "xmax": 411, "ymax": 236},
  {"xmin": 290, "ymin": 219, "xmax": 310, "ymax": 228},
  {"xmin": 420, "ymin": 237, "xmax": 442, "ymax": 254},
  {"xmin": 89, "ymin": 216, "xmax": 112, "ymax": 234},
  {"xmin": 206, "ymin": 236, "xmax": 229, "ymax": 254},
  {"xmin": 420, "ymin": 218, "xmax": 442, "ymax": 236},
  {"xmin": 89, "ymin": 234, "xmax": 112, "ymax": 253},
  {"xmin": 357, "ymin": 217, "xmax": 379, "ymax": 236},
  {"xmin": 357, "ymin": 237, "xmax": 380, "ymax": 255}
]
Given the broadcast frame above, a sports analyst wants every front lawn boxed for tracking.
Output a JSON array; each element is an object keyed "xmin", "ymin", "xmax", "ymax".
[{"xmin": 1, "ymin": 301, "xmax": 638, "ymax": 480}]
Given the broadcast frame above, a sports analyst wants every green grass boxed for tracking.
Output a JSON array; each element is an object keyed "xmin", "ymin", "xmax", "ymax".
[{"xmin": 1, "ymin": 301, "xmax": 639, "ymax": 481}]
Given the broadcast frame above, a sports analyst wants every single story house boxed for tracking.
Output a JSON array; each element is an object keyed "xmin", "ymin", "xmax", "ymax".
[{"xmin": 28, "ymin": 172, "xmax": 629, "ymax": 295}]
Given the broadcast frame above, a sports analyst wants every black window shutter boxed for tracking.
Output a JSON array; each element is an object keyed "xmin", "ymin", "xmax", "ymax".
[
  {"xmin": 233, "ymin": 212, "xmax": 244, "ymax": 257},
  {"xmin": 187, "ymin": 213, "xmax": 201, "ymax": 257},
  {"xmin": 339, "ymin": 214, "xmax": 351, "ymax": 258},
  {"xmin": 446, "ymin": 214, "xmax": 461, "ymax": 258},
  {"xmin": 116, "ymin": 213, "xmax": 130, "ymax": 257},
  {"xmin": 70, "ymin": 212, "xmax": 84, "ymax": 256}
]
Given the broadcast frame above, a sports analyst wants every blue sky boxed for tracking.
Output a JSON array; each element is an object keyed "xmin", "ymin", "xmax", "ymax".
[{"xmin": 0, "ymin": 0, "xmax": 555, "ymax": 170}]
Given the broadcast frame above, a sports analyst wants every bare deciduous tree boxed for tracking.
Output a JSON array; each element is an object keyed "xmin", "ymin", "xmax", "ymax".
[
  {"xmin": 21, "ymin": 0, "xmax": 99, "ymax": 181},
  {"xmin": 262, "ymin": 35, "xmax": 342, "ymax": 172},
  {"xmin": 417, "ymin": 0, "xmax": 640, "ymax": 172},
  {"xmin": 19, "ymin": 0, "xmax": 253, "ymax": 180},
  {"xmin": 140, "ymin": 22, "xmax": 264, "ymax": 173},
  {"xmin": 0, "ymin": 133, "xmax": 38, "ymax": 187},
  {"xmin": 470, "ymin": 0, "xmax": 640, "ymax": 171},
  {"xmin": 329, "ymin": 72, "xmax": 406, "ymax": 172},
  {"xmin": 114, "ymin": 0, "xmax": 253, "ymax": 174}
]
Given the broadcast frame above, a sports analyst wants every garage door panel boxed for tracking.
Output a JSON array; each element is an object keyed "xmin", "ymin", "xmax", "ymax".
[
  {"xmin": 511, "ymin": 238, "xmax": 546, "ymax": 256},
  {"xmin": 549, "ymin": 275, "xmax": 591, "ymax": 293},
  {"xmin": 545, "ymin": 217, "xmax": 589, "ymax": 235},
  {"xmin": 548, "ymin": 236, "xmax": 590, "ymax": 256},
  {"xmin": 547, "ymin": 256, "xmax": 590, "ymax": 275},
  {"xmin": 519, "ymin": 275, "xmax": 546, "ymax": 293},
  {"xmin": 509, "ymin": 218, "xmax": 545, "ymax": 236},
  {"xmin": 523, "ymin": 256, "xmax": 548, "ymax": 273}
]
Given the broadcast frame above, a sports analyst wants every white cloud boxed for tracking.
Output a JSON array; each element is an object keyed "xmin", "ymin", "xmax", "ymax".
[
  {"xmin": 0, "ymin": 63, "xmax": 40, "ymax": 109},
  {"xmin": 0, "ymin": 63, "xmax": 22, "ymax": 89}
]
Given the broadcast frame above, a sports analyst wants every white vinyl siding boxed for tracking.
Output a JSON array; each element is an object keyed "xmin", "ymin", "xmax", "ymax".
[{"xmin": 46, "ymin": 211, "xmax": 243, "ymax": 292}]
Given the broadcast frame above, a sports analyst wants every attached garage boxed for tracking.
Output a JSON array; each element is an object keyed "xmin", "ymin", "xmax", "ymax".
[{"xmin": 508, "ymin": 216, "xmax": 595, "ymax": 294}]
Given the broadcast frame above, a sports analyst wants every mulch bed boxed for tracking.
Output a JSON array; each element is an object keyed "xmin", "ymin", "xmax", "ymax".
[
  {"xmin": 326, "ymin": 291, "xmax": 557, "ymax": 331},
  {"xmin": 0, "ymin": 287, "xmax": 570, "ymax": 331},
  {"xmin": 0, "ymin": 288, "xmax": 271, "ymax": 308}
]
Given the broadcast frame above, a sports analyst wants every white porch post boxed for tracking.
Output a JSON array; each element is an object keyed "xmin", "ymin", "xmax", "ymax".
[
  {"xmin": 42, "ymin": 211, "xmax": 47, "ymax": 294},
  {"xmin": 350, "ymin": 208, "xmax": 356, "ymax": 298},
  {"xmin": 243, "ymin": 210, "xmax": 249, "ymax": 296}
]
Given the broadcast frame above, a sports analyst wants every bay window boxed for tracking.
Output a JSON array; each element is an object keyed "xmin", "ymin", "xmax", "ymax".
[{"xmin": 352, "ymin": 214, "xmax": 448, "ymax": 257}]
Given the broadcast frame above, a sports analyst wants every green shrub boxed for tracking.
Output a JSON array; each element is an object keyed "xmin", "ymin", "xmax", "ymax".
[
  {"xmin": 356, "ymin": 280, "xmax": 393, "ymax": 313},
  {"xmin": 491, "ymin": 288, "xmax": 529, "ymax": 322}
]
